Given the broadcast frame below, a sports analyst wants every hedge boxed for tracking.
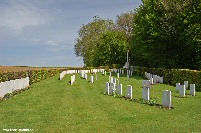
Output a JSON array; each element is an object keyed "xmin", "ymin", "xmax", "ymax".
[
  {"xmin": 133, "ymin": 66, "xmax": 201, "ymax": 92},
  {"xmin": 0, "ymin": 69, "xmax": 68, "ymax": 85}
]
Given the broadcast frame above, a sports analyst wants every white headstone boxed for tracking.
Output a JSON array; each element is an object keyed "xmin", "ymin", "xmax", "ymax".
[
  {"xmin": 150, "ymin": 74, "xmax": 152, "ymax": 78},
  {"xmin": 126, "ymin": 85, "xmax": 132, "ymax": 99},
  {"xmin": 179, "ymin": 85, "xmax": 185, "ymax": 96},
  {"xmin": 150, "ymin": 78, "xmax": 153, "ymax": 85},
  {"xmin": 70, "ymin": 75, "xmax": 75, "ymax": 85},
  {"xmin": 176, "ymin": 83, "xmax": 180, "ymax": 91},
  {"xmin": 153, "ymin": 75, "xmax": 157, "ymax": 84},
  {"xmin": 184, "ymin": 81, "xmax": 188, "ymax": 90},
  {"xmin": 113, "ymin": 78, "xmax": 116, "ymax": 84},
  {"xmin": 122, "ymin": 70, "xmax": 124, "ymax": 74},
  {"xmin": 109, "ymin": 83, "xmax": 115, "ymax": 95},
  {"xmin": 162, "ymin": 90, "xmax": 171, "ymax": 108},
  {"xmin": 117, "ymin": 84, "xmax": 122, "ymax": 95},
  {"xmin": 110, "ymin": 76, "xmax": 113, "ymax": 83},
  {"xmin": 104, "ymin": 71, "xmax": 107, "ymax": 76},
  {"xmin": 95, "ymin": 74, "xmax": 98, "ymax": 80},
  {"xmin": 190, "ymin": 84, "xmax": 195, "ymax": 96},
  {"xmin": 127, "ymin": 75, "xmax": 129, "ymax": 80},
  {"xmin": 84, "ymin": 73, "xmax": 87, "ymax": 80},
  {"xmin": 145, "ymin": 72, "xmax": 147, "ymax": 78},
  {"xmin": 105, "ymin": 82, "xmax": 109, "ymax": 95},
  {"xmin": 110, "ymin": 72, "xmax": 112, "ymax": 76},
  {"xmin": 142, "ymin": 87, "xmax": 150, "ymax": 101},
  {"xmin": 159, "ymin": 77, "xmax": 163, "ymax": 84},
  {"xmin": 81, "ymin": 71, "xmax": 85, "ymax": 78},
  {"xmin": 142, "ymin": 80, "xmax": 151, "ymax": 88},
  {"xmin": 90, "ymin": 75, "xmax": 94, "ymax": 83},
  {"xmin": 157, "ymin": 76, "xmax": 160, "ymax": 83},
  {"xmin": 117, "ymin": 73, "xmax": 119, "ymax": 78}
]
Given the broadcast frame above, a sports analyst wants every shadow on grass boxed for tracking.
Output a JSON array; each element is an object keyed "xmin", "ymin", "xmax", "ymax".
[{"xmin": 101, "ymin": 92, "xmax": 174, "ymax": 110}]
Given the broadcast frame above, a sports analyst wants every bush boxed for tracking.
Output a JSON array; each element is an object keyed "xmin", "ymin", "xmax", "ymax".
[
  {"xmin": 112, "ymin": 64, "xmax": 121, "ymax": 69},
  {"xmin": 0, "ymin": 68, "xmax": 68, "ymax": 85}
]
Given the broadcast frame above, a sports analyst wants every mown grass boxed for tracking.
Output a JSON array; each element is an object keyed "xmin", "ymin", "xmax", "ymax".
[{"xmin": 0, "ymin": 72, "xmax": 201, "ymax": 132}]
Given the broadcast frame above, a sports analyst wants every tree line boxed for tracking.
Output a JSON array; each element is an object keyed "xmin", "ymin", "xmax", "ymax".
[{"xmin": 74, "ymin": 0, "xmax": 201, "ymax": 70}]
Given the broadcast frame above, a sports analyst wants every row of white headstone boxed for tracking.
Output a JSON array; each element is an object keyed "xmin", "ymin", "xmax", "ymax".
[
  {"xmin": 145, "ymin": 72, "xmax": 163, "ymax": 84},
  {"xmin": 60, "ymin": 70, "xmax": 78, "ymax": 80},
  {"xmin": 105, "ymin": 81, "xmax": 171, "ymax": 108},
  {"xmin": 0, "ymin": 77, "xmax": 29, "ymax": 98},
  {"xmin": 112, "ymin": 69, "xmax": 125, "ymax": 74},
  {"xmin": 141, "ymin": 80, "xmax": 171, "ymax": 108},
  {"xmin": 60, "ymin": 69, "xmax": 105, "ymax": 80},
  {"xmin": 105, "ymin": 82, "xmax": 133, "ymax": 99},
  {"xmin": 176, "ymin": 81, "xmax": 196, "ymax": 96},
  {"xmin": 112, "ymin": 68, "xmax": 134, "ymax": 76},
  {"xmin": 80, "ymin": 72, "xmax": 97, "ymax": 83}
]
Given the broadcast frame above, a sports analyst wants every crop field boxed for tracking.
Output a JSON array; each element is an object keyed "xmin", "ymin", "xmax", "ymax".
[
  {"xmin": 0, "ymin": 66, "xmax": 71, "ymax": 72},
  {"xmin": 0, "ymin": 72, "xmax": 201, "ymax": 132}
]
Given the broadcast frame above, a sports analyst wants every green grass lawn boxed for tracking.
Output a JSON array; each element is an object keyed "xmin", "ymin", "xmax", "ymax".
[{"xmin": 0, "ymin": 72, "xmax": 201, "ymax": 132}]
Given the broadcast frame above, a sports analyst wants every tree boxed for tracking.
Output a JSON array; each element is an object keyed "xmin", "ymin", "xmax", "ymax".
[
  {"xmin": 74, "ymin": 16, "xmax": 114, "ymax": 66},
  {"xmin": 131, "ymin": 0, "xmax": 201, "ymax": 69},
  {"xmin": 178, "ymin": 0, "xmax": 201, "ymax": 69},
  {"xmin": 115, "ymin": 11, "xmax": 135, "ymax": 43},
  {"xmin": 97, "ymin": 31, "xmax": 128, "ymax": 67}
]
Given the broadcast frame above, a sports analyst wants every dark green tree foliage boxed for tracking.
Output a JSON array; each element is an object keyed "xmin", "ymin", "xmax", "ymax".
[
  {"xmin": 97, "ymin": 31, "xmax": 128, "ymax": 66},
  {"xmin": 132, "ymin": 0, "xmax": 201, "ymax": 70},
  {"xmin": 74, "ymin": 15, "xmax": 130, "ymax": 67},
  {"xmin": 74, "ymin": 17, "xmax": 114, "ymax": 67},
  {"xmin": 178, "ymin": 0, "xmax": 201, "ymax": 69}
]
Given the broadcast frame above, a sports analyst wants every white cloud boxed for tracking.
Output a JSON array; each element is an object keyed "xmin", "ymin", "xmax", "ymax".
[
  {"xmin": 0, "ymin": 0, "xmax": 141, "ymax": 67},
  {"xmin": 0, "ymin": 1, "xmax": 51, "ymax": 32},
  {"xmin": 44, "ymin": 39, "xmax": 72, "ymax": 52},
  {"xmin": 46, "ymin": 41, "xmax": 60, "ymax": 46}
]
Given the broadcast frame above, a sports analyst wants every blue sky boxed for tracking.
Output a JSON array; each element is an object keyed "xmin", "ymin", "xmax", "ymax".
[{"xmin": 0, "ymin": 0, "xmax": 142, "ymax": 67}]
